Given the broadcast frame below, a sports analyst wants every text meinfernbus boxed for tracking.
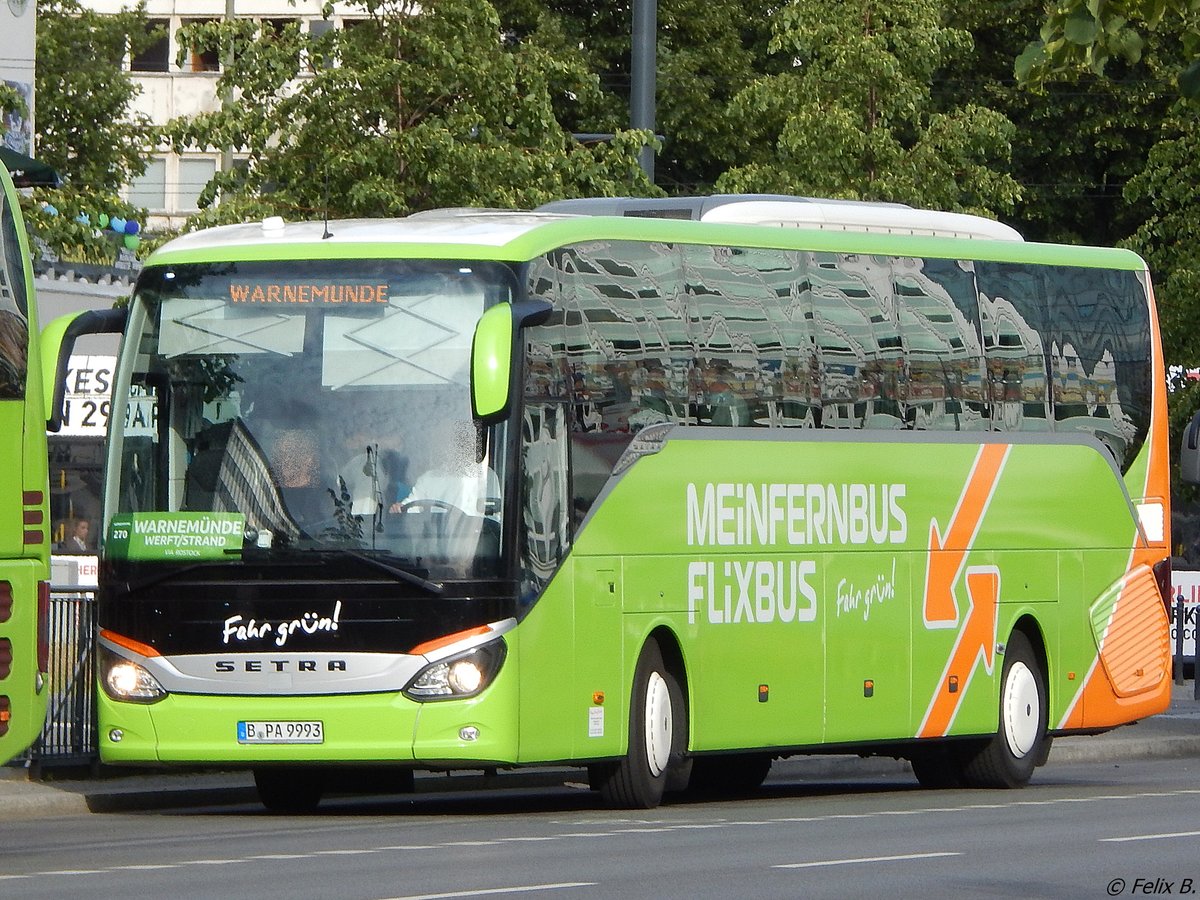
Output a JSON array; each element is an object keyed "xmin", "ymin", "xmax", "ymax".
[{"xmin": 94, "ymin": 198, "xmax": 1172, "ymax": 811}]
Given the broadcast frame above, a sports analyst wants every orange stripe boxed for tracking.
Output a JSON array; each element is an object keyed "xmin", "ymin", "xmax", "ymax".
[
  {"xmin": 924, "ymin": 443, "xmax": 1008, "ymax": 625},
  {"xmin": 409, "ymin": 625, "xmax": 492, "ymax": 656},
  {"xmin": 100, "ymin": 629, "xmax": 162, "ymax": 659}
]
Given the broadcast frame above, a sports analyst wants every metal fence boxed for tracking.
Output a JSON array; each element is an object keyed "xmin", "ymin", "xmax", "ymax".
[{"xmin": 26, "ymin": 588, "xmax": 97, "ymax": 768}]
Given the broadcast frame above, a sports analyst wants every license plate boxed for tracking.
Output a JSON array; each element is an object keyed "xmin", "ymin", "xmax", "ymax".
[{"xmin": 237, "ymin": 720, "xmax": 324, "ymax": 744}]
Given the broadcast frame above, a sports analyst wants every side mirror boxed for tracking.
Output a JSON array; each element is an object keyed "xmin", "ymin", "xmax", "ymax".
[
  {"xmin": 41, "ymin": 308, "xmax": 127, "ymax": 432},
  {"xmin": 1182, "ymin": 410, "xmax": 1200, "ymax": 485},
  {"xmin": 470, "ymin": 300, "xmax": 551, "ymax": 424}
]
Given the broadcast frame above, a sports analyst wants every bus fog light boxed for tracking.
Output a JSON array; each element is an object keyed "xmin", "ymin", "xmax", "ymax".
[
  {"xmin": 403, "ymin": 640, "xmax": 506, "ymax": 701},
  {"xmin": 459, "ymin": 726, "xmax": 480, "ymax": 742},
  {"xmin": 100, "ymin": 648, "xmax": 167, "ymax": 703},
  {"xmin": 109, "ymin": 728, "xmax": 124, "ymax": 743}
]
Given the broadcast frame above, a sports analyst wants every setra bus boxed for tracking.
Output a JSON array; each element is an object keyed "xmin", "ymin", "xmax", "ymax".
[{"xmin": 89, "ymin": 197, "xmax": 1172, "ymax": 810}]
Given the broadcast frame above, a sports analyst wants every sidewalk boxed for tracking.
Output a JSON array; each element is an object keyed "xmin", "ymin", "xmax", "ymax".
[{"xmin": 3, "ymin": 683, "xmax": 1196, "ymax": 819}]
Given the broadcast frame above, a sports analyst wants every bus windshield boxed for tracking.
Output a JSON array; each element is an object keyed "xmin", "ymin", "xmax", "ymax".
[{"xmin": 106, "ymin": 258, "xmax": 516, "ymax": 580}]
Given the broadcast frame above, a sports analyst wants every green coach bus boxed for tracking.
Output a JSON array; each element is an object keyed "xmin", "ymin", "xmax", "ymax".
[
  {"xmin": 0, "ymin": 165, "xmax": 51, "ymax": 764},
  {"xmin": 89, "ymin": 197, "xmax": 1172, "ymax": 810}
]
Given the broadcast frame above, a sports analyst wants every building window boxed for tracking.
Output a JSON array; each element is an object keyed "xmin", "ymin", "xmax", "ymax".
[
  {"xmin": 183, "ymin": 19, "xmax": 221, "ymax": 72},
  {"xmin": 128, "ymin": 158, "xmax": 167, "ymax": 212},
  {"xmin": 130, "ymin": 19, "xmax": 170, "ymax": 73},
  {"xmin": 176, "ymin": 158, "xmax": 218, "ymax": 212}
]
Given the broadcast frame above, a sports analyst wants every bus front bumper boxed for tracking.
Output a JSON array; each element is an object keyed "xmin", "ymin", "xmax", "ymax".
[{"xmin": 97, "ymin": 677, "xmax": 520, "ymax": 768}]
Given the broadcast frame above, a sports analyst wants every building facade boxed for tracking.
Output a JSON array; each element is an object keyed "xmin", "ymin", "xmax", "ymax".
[
  {"xmin": 85, "ymin": 0, "xmax": 363, "ymax": 230},
  {"xmin": 2, "ymin": 0, "xmax": 37, "ymax": 157}
]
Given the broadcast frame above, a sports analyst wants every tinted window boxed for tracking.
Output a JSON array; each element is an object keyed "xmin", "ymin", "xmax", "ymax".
[{"xmin": 0, "ymin": 190, "xmax": 29, "ymax": 399}]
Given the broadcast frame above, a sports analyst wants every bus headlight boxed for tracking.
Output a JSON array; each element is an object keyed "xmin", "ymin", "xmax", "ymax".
[
  {"xmin": 403, "ymin": 640, "xmax": 506, "ymax": 701},
  {"xmin": 99, "ymin": 647, "xmax": 167, "ymax": 703}
]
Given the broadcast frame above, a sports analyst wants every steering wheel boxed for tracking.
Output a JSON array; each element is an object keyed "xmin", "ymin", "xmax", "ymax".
[{"xmin": 398, "ymin": 498, "xmax": 463, "ymax": 515}]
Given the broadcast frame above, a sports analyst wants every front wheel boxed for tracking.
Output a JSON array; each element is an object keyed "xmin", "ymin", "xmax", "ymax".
[
  {"xmin": 960, "ymin": 631, "xmax": 1049, "ymax": 788},
  {"xmin": 593, "ymin": 641, "xmax": 686, "ymax": 809}
]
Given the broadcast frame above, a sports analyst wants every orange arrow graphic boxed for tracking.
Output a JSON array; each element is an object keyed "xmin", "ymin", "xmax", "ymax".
[
  {"xmin": 919, "ymin": 567, "xmax": 1001, "ymax": 737},
  {"xmin": 918, "ymin": 443, "xmax": 1009, "ymax": 738},
  {"xmin": 923, "ymin": 443, "xmax": 1009, "ymax": 627}
]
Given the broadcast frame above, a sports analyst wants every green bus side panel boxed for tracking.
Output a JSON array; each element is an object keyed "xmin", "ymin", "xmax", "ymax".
[
  {"xmin": 557, "ymin": 435, "xmax": 1140, "ymax": 755},
  {"xmin": 0, "ymin": 562, "xmax": 46, "ymax": 763}
]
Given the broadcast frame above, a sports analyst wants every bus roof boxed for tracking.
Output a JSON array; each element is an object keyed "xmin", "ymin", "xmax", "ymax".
[
  {"xmin": 143, "ymin": 208, "xmax": 1147, "ymax": 272},
  {"xmin": 536, "ymin": 195, "xmax": 1026, "ymax": 242}
]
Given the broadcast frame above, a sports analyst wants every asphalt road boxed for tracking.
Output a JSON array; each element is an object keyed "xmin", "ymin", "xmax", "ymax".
[{"xmin": 2, "ymin": 757, "xmax": 1199, "ymax": 900}]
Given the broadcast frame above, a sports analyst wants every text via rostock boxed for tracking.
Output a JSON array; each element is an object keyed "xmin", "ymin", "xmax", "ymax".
[{"xmin": 688, "ymin": 560, "xmax": 818, "ymax": 625}]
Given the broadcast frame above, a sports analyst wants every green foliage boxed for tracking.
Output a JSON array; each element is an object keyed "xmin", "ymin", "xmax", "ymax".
[
  {"xmin": 1124, "ymin": 104, "xmax": 1200, "ymax": 368},
  {"xmin": 944, "ymin": 0, "xmax": 1175, "ymax": 246},
  {"xmin": 714, "ymin": 0, "xmax": 1021, "ymax": 217},
  {"xmin": 165, "ymin": 0, "xmax": 652, "ymax": 225},
  {"xmin": 26, "ymin": 0, "xmax": 158, "ymax": 262},
  {"xmin": 1019, "ymin": 0, "xmax": 1200, "ymax": 99},
  {"xmin": 493, "ymin": 0, "xmax": 779, "ymax": 193}
]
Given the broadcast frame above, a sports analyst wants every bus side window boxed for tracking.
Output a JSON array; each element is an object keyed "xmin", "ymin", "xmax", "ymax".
[{"xmin": 0, "ymin": 189, "xmax": 29, "ymax": 400}]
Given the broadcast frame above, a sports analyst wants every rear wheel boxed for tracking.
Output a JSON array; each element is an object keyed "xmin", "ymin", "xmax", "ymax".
[
  {"xmin": 960, "ymin": 631, "xmax": 1048, "ymax": 788},
  {"xmin": 593, "ymin": 641, "xmax": 686, "ymax": 809},
  {"xmin": 254, "ymin": 767, "xmax": 324, "ymax": 813}
]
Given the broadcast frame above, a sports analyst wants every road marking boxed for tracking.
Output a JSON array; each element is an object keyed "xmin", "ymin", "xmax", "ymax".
[
  {"xmin": 248, "ymin": 854, "xmax": 309, "ymax": 859},
  {"xmin": 775, "ymin": 851, "xmax": 963, "ymax": 869},
  {"xmin": 113, "ymin": 864, "xmax": 181, "ymax": 870},
  {"xmin": 40, "ymin": 869, "xmax": 107, "ymax": 876},
  {"xmin": 180, "ymin": 858, "xmax": 241, "ymax": 865},
  {"xmin": 377, "ymin": 883, "xmax": 596, "ymax": 900},
  {"xmin": 1101, "ymin": 830, "xmax": 1200, "ymax": 843}
]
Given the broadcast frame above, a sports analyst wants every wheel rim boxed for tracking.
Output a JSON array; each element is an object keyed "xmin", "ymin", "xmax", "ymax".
[
  {"xmin": 643, "ymin": 670, "xmax": 673, "ymax": 777},
  {"xmin": 1002, "ymin": 660, "xmax": 1040, "ymax": 758}
]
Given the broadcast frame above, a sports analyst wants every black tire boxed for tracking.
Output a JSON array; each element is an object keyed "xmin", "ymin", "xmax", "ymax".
[
  {"xmin": 687, "ymin": 753, "xmax": 773, "ymax": 795},
  {"xmin": 594, "ymin": 641, "xmax": 686, "ymax": 809},
  {"xmin": 254, "ymin": 767, "xmax": 325, "ymax": 813},
  {"xmin": 960, "ymin": 631, "xmax": 1048, "ymax": 789}
]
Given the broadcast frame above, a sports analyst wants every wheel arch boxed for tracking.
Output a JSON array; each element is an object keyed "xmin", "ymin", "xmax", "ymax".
[
  {"xmin": 1009, "ymin": 613, "xmax": 1051, "ymax": 714},
  {"xmin": 645, "ymin": 624, "xmax": 689, "ymax": 738}
]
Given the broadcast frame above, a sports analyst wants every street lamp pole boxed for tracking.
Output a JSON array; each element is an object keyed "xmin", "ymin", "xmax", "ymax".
[{"xmin": 631, "ymin": 0, "xmax": 656, "ymax": 183}]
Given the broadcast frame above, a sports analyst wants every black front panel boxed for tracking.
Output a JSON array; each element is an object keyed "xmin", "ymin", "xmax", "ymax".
[{"xmin": 100, "ymin": 559, "xmax": 519, "ymax": 656}]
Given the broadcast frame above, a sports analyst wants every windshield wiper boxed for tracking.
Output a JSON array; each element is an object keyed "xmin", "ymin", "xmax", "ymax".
[{"xmin": 342, "ymin": 550, "xmax": 444, "ymax": 596}]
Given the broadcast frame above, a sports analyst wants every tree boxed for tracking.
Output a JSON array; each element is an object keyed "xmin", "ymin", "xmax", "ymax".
[
  {"xmin": 493, "ymin": 0, "xmax": 780, "ymax": 194},
  {"xmin": 166, "ymin": 0, "xmax": 652, "ymax": 226},
  {"xmin": 1017, "ymin": 0, "xmax": 1200, "ymax": 99},
  {"xmin": 22, "ymin": 0, "xmax": 159, "ymax": 262},
  {"xmin": 943, "ymin": 0, "xmax": 1174, "ymax": 245},
  {"xmin": 713, "ymin": 0, "xmax": 1021, "ymax": 218}
]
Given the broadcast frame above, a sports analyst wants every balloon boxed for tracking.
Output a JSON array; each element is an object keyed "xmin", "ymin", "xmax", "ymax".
[
  {"xmin": 97, "ymin": 213, "xmax": 109, "ymax": 227},
  {"xmin": 110, "ymin": 216, "xmax": 126, "ymax": 233},
  {"xmin": 124, "ymin": 220, "xmax": 140, "ymax": 235},
  {"xmin": 123, "ymin": 234, "xmax": 140, "ymax": 250}
]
